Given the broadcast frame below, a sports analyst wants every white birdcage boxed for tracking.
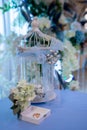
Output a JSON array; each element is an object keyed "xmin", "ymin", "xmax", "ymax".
[{"xmin": 16, "ymin": 17, "xmax": 63, "ymax": 103}]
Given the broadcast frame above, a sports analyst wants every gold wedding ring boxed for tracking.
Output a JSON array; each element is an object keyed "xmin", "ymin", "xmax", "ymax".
[{"xmin": 33, "ymin": 113, "xmax": 40, "ymax": 119}]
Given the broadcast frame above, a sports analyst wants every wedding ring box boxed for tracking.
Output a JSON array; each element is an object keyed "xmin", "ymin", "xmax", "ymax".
[{"xmin": 20, "ymin": 106, "xmax": 51, "ymax": 124}]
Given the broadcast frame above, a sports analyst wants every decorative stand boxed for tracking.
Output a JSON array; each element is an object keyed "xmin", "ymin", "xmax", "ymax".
[{"xmin": 16, "ymin": 17, "xmax": 63, "ymax": 103}]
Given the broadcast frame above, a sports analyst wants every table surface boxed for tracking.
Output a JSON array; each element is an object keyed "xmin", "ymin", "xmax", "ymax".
[{"xmin": 0, "ymin": 90, "xmax": 87, "ymax": 130}]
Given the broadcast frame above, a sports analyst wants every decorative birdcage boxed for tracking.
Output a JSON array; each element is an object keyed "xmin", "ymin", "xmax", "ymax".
[{"xmin": 16, "ymin": 17, "xmax": 63, "ymax": 103}]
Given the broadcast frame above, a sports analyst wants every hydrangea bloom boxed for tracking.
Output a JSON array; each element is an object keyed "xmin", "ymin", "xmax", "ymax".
[
  {"xmin": 75, "ymin": 31, "xmax": 85, "ymax": 44},
  {"xmin": 62, "ymin": 39, "xmax": 79, "ymax": 79}
]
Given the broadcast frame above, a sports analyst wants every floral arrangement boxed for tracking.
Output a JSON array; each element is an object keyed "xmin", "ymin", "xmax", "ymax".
[
  {"xmin": 62, "ymin": 39, "xmax": 79, "ymax": 80},
  {"xmin": 69, "ymin": 80, "xmax": 80, "ymax": 91},
  {"xmin": 68, "ymin": 21, "xmax": 86, "ymax": 53},
  {"xmin": 9, "ymin": 80, "xmax": 36, "ymax": 118}
]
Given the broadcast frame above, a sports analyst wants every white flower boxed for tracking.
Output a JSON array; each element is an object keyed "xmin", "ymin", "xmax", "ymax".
[
  {"xmin": 71, "ymin": 21, "xmax": 82, "ymax": 31},
  {"xmin": 17, "ymin": 80, "xmax": 28, "ymax": 88},
  {"xmin": 64, "ymin": 30, "xmax": 75, "ymax": 39},
  {"xmin": 37, "ymin": 17, "xmax": 51, "ymax": 30},
  {"xmin": 59, "ymin": 14, "xmax": 68, "ymax": 24},
  {"xmin": 69, "ymin": 80, "xmax": 80, "ymax": 90}
]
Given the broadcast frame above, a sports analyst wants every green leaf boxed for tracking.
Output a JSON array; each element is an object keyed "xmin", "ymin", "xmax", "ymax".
[
  {"xmin": 10, "ymin": 104, "xmax": 18, "ymax": 110},
  {"xmin": 13, "ymin": 107, "xmax": 20, "ymax": 115}
]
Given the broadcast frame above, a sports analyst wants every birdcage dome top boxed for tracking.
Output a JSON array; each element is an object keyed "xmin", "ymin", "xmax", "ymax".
[{"xmin": 17, "ymin": 17, "xmax": 64, "ymax": 54}]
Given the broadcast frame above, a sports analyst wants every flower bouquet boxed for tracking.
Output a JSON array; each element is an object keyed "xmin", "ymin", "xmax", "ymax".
[{"xmin": 9, "ymin": 80, "xmax": 36, "ymax": 118}]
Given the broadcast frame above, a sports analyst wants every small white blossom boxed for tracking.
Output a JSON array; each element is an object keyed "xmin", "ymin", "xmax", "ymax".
[
  {"xmin": 37, "ymin": 17, "xmax": 51, "ymax": 30},
  {"xmin": 64, "ymin": 30, "xmax": 75, "ymax": 39}
]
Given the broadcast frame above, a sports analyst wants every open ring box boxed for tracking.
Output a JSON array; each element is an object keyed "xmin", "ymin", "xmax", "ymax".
[{"xmin": 20, "ymin": 105, "xmax": 51, "ymax": 125}]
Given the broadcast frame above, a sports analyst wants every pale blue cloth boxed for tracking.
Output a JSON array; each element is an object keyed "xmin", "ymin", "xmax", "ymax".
[{"xmin": 0, "ymin": 90, "xmax": 87, "ymax": 130}]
